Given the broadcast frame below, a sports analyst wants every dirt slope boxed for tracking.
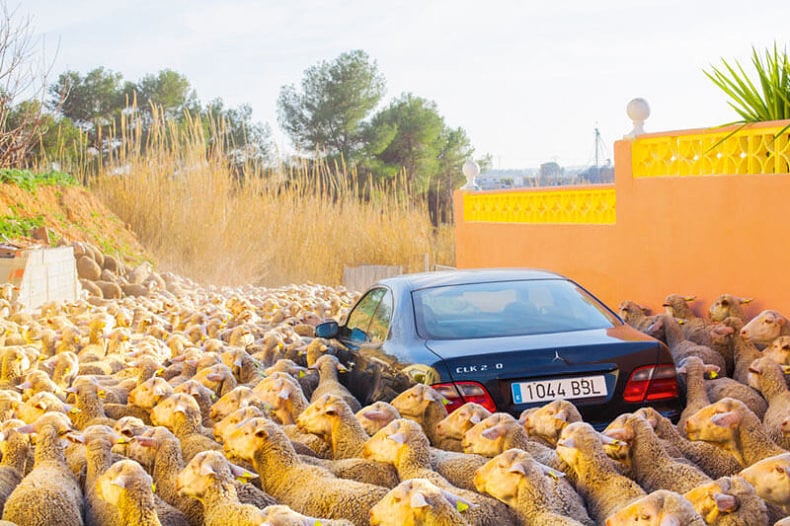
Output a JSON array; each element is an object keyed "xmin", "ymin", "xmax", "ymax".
[{"xmin": 0, "ymin": 183, "xmax": 152, "ymax": 265}]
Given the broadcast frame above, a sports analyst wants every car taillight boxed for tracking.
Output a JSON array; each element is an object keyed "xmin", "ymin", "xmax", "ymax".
[
  {"xmin": 431, "ymin": 381, "xmax": 497, "ymax": 413},
  {"xmin": 623, "ymin": 364, "xmax": 679, "ymax": 403}
]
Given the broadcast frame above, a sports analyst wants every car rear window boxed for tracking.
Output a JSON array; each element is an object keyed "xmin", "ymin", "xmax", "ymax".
[{"xmin": 412, "ymin": 278, "xmax": 619, "ymax": 340}]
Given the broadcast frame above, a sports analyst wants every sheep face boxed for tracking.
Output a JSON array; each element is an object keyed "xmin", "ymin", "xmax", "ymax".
[
  {"xmin": 605, "ymin": 490, "xmax": 700, "ymax": 526},
  {"xmin": 436, "ymin": 402, "xmax": 491, "ymax": 442},
  {"xmin": 176, "ymin": 450, "xmax": 228, "ymax": 499},
  {"xmin": 369, "ymin": 478, "xmax": 465, "ymax": 526},
  {"xmin": 741, "ymin": 310, "xmax": 787, "ymax": 348},
  {"xmin": 683, "ymin": 477, "xmax": 746, "ymax": 524},
  {"xmin": 521, "ymin": 399, "xmax": 581, "ymax": 446},
  {"xmin": 461, "ymin": 413, "xmax": 516, "ymax": 456},
  {"xmin": 128, "ymin": 377, "xmax": 173, "ymax": 409},
  {"xmin": 213, "ymin": 406, "xmax": 264, "ymax": 443},
  {"xmin": 739, "ymin": 453, "xmax": 790, "ymax": 508},
  {"xmin": 96, "ymin": 459, "xmax": 154, "ymax": 507},
  {"xmin": 763, "ymin": 336, "xmax": 790, "ymax": 365},
  {"xmin": 473, "ymin": 449, "xmax": 532, "ymax": 505},
  {"xmin": 684, "ymin": 398, "xmax": 745, "ymax": 445},
  {"xmin": 151, "ymin": 393, "xmax": 199, "ymax": 428},
  {"xmin": 296, "ymin": 394, "xmax": 346, "ymax": 436},
  {"xmin": 362, "ymin": 419, "xmax": 416, "ymax": 463},
  {"xmin": 223, "ymin": 416, "xmax": 273, "ymax": 461},
  {"xmin": 355, "ymin": 403, "xmax": 400, "ymax": 438},
  {"xmin": 390, "ymin": 384, "xmax": 445, "ymax": 419},
  {"xmin": 209, "ymin": 386, "xmax": 254, "ymax": 421}
]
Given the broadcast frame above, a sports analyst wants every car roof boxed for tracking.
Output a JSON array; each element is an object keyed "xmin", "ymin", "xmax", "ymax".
[{"xmin": 374, "ymin": 268, "xmax": 568, "ymax": 291}]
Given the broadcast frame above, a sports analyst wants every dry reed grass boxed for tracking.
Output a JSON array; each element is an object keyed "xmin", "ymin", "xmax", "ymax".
[{"xmin": 76, "ymin": 107, "xmax": 454, "ymax": 287}]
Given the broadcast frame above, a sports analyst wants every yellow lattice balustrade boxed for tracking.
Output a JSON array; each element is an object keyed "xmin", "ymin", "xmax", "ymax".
[
  {"xmin": 632, "ymin": 124, "xmax": 790, "ymax": 177},
  {"xmin": 463, "ymin": 187, "xmax": 616, "ymax": 224}
]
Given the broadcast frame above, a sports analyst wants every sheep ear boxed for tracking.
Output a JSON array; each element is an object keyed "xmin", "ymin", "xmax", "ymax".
[
  {"xmin": 603, "ymin": 428, "xmax": 629, "ymax": 442},
  {"xmin": 278, "ymin": 386, "xmax": 292, "ymax": 400},
  {"xmin": 200, "ymin": 463, "xmax": 217, "ymax": 477},
  {"xmin": 538, "ymin": 463, "xmax": 565, "ymax": 479},
  {"xmin": 409, "ymin": 491, "xmax": 429, "ymax": 508},
  {"xmin": 469, "ymin": 413, "xmax": 482, "ymax": 425},
  {"xmin": 557, "ymin": 436, "xmax": 575, "ymax": 448},
  {"xmin": 481, "ymin": 425, "xmax": 507, "ymax": 440},
  {"xmin": 704, "ymin": 364, "xmax": 721, "ymax": 375},
  {"xmin": 711, "ymin": 411, "xmax": 741, "ymax": 428},
  {"xmin": 598, "ymin": 432, "xmax": 626, "ymax": 447},
  {"xmin": 174, "ymin": 402, "xmax": 188, "ymax": 414},
  {"xmin": 361, "ymin": 410, "xmax": 388, "ymax": 422},
  {"xmin": 110, "ymin": 475, "xmax": 127, "ymax": 488},
  {"xmin": 153, "ymin": 385, "xmax": 169, "ymax": 397},
  {"xmin": 387, "ymin": 432, "xmax": 407, "ymax": 444},
  {"xmin": 227, "ymin": 462, "xmax": 258, "ymax": 481},
  {"xmin": 206, "ymin": 373, "xmax": 224, "ymax": 382},
  {"xmin": 714, "ymin": 492, "xmax": 738, "ymax": 512},
  {"xmin": 659, "ymin": 517, "xmax": 681, "ymax": 526},
  {"xmin": 507, "ymin": 462, "xmax": 527, "ymax": 476},
  {"xmin": 422, "ymin": 388, "xmax": 443, "ymax": 403}
]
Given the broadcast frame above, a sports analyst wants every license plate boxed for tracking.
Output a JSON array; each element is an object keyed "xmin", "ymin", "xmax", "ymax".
[{"xmin": 511, "ymin": 375, "xmax": 607, "ymax": 404}]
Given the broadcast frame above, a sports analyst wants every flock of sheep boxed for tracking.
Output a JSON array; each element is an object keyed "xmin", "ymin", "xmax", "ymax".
[{"xmin": 0, "ymin": 242, "xmax": 786, "ymax": 525}]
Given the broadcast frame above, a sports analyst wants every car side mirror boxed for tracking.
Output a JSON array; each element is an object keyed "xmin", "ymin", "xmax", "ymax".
[{"xmin": 315, "ymin": 321, "xmax": 339, "ymax": 338}]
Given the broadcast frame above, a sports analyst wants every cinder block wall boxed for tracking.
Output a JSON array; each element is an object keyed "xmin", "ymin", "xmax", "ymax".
[{"xmin": 454, "ymin": 120, "xmax": 790, "ymax": 318}]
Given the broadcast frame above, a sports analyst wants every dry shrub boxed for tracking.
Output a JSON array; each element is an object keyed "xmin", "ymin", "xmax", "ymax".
[{"xmin": 87, "ymin": 108, "xmax": 454, "ymax": 287}]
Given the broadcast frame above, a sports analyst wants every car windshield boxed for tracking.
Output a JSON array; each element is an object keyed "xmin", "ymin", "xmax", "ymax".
[{"xmin": 412, "ymin": 278, "xmax": 620, "ymax": 340}]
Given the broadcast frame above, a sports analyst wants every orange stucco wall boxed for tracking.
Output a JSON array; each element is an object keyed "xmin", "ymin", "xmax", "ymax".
[{"xmin": 454, "ymin": 123, "xmax": 790, "ymax": 319}]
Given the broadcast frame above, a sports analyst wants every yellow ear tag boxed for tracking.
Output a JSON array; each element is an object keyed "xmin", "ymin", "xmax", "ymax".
[
  {"xmin": 98, "ymin": 390, "xmax": 106, "ymax": 398},
  {"xmin": 708, "ymin": 371, "xmax": 719, "ymax": 379},
  {"xmin": 70, "ymin": 407, "xmax": 81, "ymax": 414},
  {"xmin": 65, "ymin": 367, "xmax": 71, "ymax": 374},
  {"xmin": 547, "ymin": 470, "xmax": 559, "ymax": 480},
  {"xmin": 298, "ymin": 370, "xmax": 306, "ymax": 378},
  {"xmin": 314, "ymin": 521, "xmax": 323, "ymax": 526},
  {"xmin": 235, "ymin": 476, "xmax": 250, "ymax": 484},
  {"xmin": 441, "ymin": 398, "xmax": 450, "ymax": 406},
  {"xmin": 456, "ymin": 501, "xmax": 469, "ymax": 513},
  {"xmin": 116, "ymin": 437, "xmax": 128, "ymax": 444},
  {"xmin": 155, "ymin": 368, "xmax": 164, "ymax": 376}
]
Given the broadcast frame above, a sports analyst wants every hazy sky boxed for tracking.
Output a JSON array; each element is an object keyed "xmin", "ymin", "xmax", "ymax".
[{"xmin": 20, "ymin": 0, "xmax": 790, "ymax": 169}]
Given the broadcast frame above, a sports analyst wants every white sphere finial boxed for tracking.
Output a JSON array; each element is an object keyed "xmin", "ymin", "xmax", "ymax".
[
  {"xmin": 625, "ymin": 98, "xmax": 650, "ymax": 139},
  {"xmin": 461, "ymin": 160, "xmax": 480, "ymax": 191}
]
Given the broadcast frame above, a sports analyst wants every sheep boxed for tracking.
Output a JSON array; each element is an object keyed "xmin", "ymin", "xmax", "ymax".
[
  {"xmin": 173, "ymin": 379, "xmax": 217, "ymax": 426},
  {"xmin": 555, "ymin": 421, "xmax": 647, "ymax": 524},
  {"xmin": 390, "ymin": 384, "xmax": 450, "ymax": 448},
  {"xmin": 263, "ymin": 358, "xmax": 319, "ymax": 400},
  {"xmin": 0, "ymin": 420, "xmax": 30, "ymax": 515},
  {"xmin": 356, "ymin": 400, "xmax": 401, "ymax": 436},
  {"xmin": 82, "ymin": 424, "xmax": 127, "ymax": 526},
  {"xmin": 461, "ymin": 412, "xmax": 566, "ymax": 475},
  {"xmin": 369, "ymin": 478, "xmax": 472, "ymax": 526},
  {"xmin": 647, "ymin": 314, "xmax": 726, "ymax": 371},
  {"xmin": 741, "ymin": 310, "xmax": 790, "ymax": 349},
  {"xmin": 706, "ymin": 375, "xmax": 768, "ymax": 420},
  {"xmin": 213, "ymin": 405, "xmax": 266, "ymax": 444},
  {"xmin": 434, "ymin": 402, "xmax": 493, "ymax": 452},
  {"xmin": 474, "ymin": 448, "xmax": 593, "ymax": 526},
  {"xmin": 175, "ymin": 450, "xmax": 263, "ymax": 526},
  {"xmin": 223, "ymin": 416, "xmax": 389, "ymax": 525},
  {"xmin": 709, "ymin": 294, "xmax": 752, "ymax": 323},
  {"xmin": 605, "ymin": 489, "xmax": 706, "ymax": 526},
  {"xmin": 520, "ymin": 398, "xmax": 583, "ymax": 447},
  {"xmin": 309, "ymin": 354, "xmax": 361, "ymax": 412},
  {"xmin": 676, "ymin": 355, "xmax": 719, "ymax": 437},
  {"xmin": 602, "ymin": 412, "xmax": 712, "ymax": 493},
  {"xmin": 634, "ymin": 407, "xmax": 742, "ymax": 479},
  {"xmin": 684, "ymin": 397, "xmax": 787, "ymax": 468},
  {"xmin": 684, "ymin": 475, "xmax": 770, "ymax": 526},
  {"xmin": 150, "ymin": 393, "xmax": 222, "ymax": 462},
  {"xmin": 192, "ymin": 362, "xmax": 238, "ymax": 398},
  {"xmin": 64, "ymin": 376, "xmax": 117, "ymax": 430},
  {"xmin": 95, "ymin": 459, "xmax": 162, "ymax": 525},
  {"xmin": 2, "ymin": 412, "xmax": 85, "ymax": 526},
  {"xmin": 362, "ymin": 418, "xmax": 519, "ymax": 526},
  {"xmin": 764, "ymin": 336, "xmax": 790, "ymax": 365},
  {"xmin": 748, "ymin": 356, "xmax": 790, "ymax": 449},
  {"xmin": 739, "ymin": 453, "xmax": 790, "ymax": 517},
  {"xmin": 254, "ymin": 504, "xmax": 355, "ymax": 526},
  {"xmin": 619, "ymin": 300, "xmax": 660, "ymax": 332},
  {"xmin": 208, "ymin": 385, "xmax": 270, "ymax": 422}
]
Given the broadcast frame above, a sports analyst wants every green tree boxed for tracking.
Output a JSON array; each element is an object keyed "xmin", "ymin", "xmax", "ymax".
[
  {"xmin": 430, "ymin": 126, "xmax": 473, "ymax": 225},
  {"xmin": 203, "ymin": 98, "xmax": 274, "ymax": 174},
  {"xmin": 6, "ymin": 100, "xmax": 82, "ymax": 167},
  {"xmin": 49, "ymin": 67, "xmax": 125, "ymax": 131},
  {"xmin": 135, "ymin": 69, "xmax": 199, "ymax": 120},
  {"xmin": 368, "ymin": 93, "xmax": 444, "ymax": 191},
  {"xmin": 277, "ymin": 50, "xmax": 385, "ymax": 162}
]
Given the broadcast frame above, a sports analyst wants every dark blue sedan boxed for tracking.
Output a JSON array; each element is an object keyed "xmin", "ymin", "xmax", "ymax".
[{"xmin": 315, "ymin": 268, "xmax": 682, "ymax": 428}]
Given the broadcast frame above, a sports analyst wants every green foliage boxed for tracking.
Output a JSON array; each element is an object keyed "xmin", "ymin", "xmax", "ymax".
[
  {"xmin": 136, "ymin": 69, "xmax": 199, "ymax": 119},
  {"xmin": 49, "ymin": 67, "xmax": 126, "ymax": 129},
  {"xmin": 705, "ymin": 43, "xmax": 790, "ymax": 122},
  {"xmin": 0, "ymin": 212, "xmax": 44, "ymax": 239},
  {"xmin": 0, "ymin": 169, "xmax": 78, "ymax": 191},
  {"xmin": 278, "ymin": 50, "xmax": 386, "ymax": 161}
]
